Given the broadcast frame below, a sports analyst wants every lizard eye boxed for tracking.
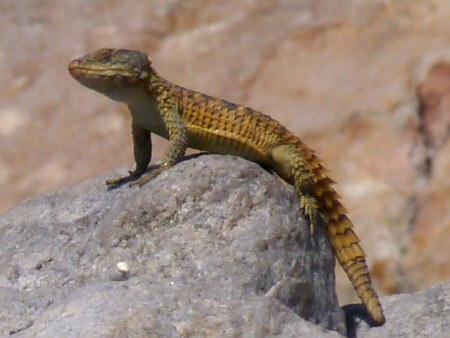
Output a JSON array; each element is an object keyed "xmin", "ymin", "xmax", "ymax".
[{"xmin": 95, "ymin": 48, "xmax": 113, "ymax": 62}]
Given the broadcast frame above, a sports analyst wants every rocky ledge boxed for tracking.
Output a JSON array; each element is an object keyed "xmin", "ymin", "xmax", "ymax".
[{"xmin": 0, "ymin": 155, "xmax": 448, "ymax": 337}]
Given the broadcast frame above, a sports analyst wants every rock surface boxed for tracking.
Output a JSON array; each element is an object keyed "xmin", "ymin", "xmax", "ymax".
[
  {"xmin": 1, "ymin": 0, "xmax": 450, "ymax": 311},
  {"xmin": 349, "ymin": 282, "xmax": 450, "ymax": 338},
  {"xmin": 0, "ymin": 155, "xmax": 346, "ymax": 337},
  {"xmin": 2, "ymin": 155, "xmax": 449, "ymax": 337}
]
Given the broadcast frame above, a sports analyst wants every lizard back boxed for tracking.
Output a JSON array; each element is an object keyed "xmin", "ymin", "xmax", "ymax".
[
  {"xmin": 168, "ymin": 80, "xmax": 386, "ymax": 325},
  {"xmin": 166, "ymin": 83, "xmax": 289, "ymax": 163}
]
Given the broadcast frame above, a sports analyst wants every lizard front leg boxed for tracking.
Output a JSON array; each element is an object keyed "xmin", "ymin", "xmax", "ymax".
[
  {"xmin": 106, "ymin": 121, "xmax": 152, "ymax": 185},
  {"xmin": 132, "ymin": 97, "xmax": 188, "ymax": 187}
]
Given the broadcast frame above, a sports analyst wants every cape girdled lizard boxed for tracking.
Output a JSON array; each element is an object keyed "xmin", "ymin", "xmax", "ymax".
[{"xmin": 68, "ymin": 48, "xmax": 385, "ymax": 325}]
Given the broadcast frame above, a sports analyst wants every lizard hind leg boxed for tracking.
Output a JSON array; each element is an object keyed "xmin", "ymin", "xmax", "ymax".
[{"xmin": 268, "ymin": 143, "xmax": 320, "ymax": 234}]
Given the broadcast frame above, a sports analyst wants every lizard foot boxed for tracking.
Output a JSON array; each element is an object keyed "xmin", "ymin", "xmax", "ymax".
[
  {"xmin": 130, "ymin": 170, "xmax": 160, "ymax": 187},
  {"xmin": 300, "ymin": 195, "xmax": 319, "ymax": 236},
  {"xmin": 106, "ymin": 170, "xmax": 145, "ymax": 186},
  {"xmin": 130, "ymin": 163, "xmax": 171, "ymax": 187}
]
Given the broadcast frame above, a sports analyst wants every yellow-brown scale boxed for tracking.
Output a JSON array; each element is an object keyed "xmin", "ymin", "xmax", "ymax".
[{"xmin": 178, "ymin": 87, "xmax": 284, "ymax": 161}]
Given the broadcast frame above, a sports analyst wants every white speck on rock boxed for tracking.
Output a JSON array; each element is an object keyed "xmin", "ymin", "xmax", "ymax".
[{"xmin": 116, "ymin": 262, "xmax": 129, "ymax": 274}]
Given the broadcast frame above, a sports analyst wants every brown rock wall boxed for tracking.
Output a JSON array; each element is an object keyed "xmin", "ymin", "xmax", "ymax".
[{"xmin": 1, "ymin": 0, "xmax": 449, "ymax": 303}]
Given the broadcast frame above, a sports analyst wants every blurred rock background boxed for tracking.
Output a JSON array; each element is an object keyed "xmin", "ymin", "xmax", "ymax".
[{"xmin": 0, "ymin": 0, "xmax": 449, "ymax": 305}]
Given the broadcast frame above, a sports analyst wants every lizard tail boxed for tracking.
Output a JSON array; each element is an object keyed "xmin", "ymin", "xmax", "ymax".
[
  {"xmin": 324, "ymin": 198, "xmax": 385, "ymax": 324},
  {"xmin": 313, "ymin": 161, "xmax": 386, "ymax": 325},
  {"xmin": 269, "ymin": 140, "xmax": 385, "ymax": 324}
]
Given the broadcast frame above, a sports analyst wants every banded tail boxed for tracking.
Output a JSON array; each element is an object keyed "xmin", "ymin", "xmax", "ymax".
[
  {"xmin": 269, "ymin": 138, "xmax": 385, "ymax": 325},
  {"xmin": 322, "ymin": 191, "xmax": 386, "ymax": 325}
]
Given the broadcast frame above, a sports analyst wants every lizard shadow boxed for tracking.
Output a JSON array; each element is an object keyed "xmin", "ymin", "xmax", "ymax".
[{"xmin": 343, "ymin": 303, "xmax": 382, "ymax": 338}]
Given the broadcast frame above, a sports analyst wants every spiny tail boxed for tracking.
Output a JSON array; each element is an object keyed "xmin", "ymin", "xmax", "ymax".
[
  {"xmin": 310, "ymin": 153, "xmax": 386, "ymax": 325},
  {"xmin": 271, "ymin": 137, "xmax": 386, "ymax": 325}
]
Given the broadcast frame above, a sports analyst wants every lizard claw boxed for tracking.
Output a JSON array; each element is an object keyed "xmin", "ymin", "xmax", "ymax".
[{"xmin": 300, "ymin": 195, "xmax": 319, "ymax": 236}]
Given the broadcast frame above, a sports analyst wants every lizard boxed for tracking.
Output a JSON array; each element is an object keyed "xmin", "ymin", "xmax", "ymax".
[{"xmin": 68, "ymin": 48, "xmax": 385, "ymax": 325}]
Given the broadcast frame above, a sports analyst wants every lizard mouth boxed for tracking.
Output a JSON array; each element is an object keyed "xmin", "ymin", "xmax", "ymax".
[
  {"xmin": 68, "ymin": 61, "xmax": 133, "ymax": 78},
  {"xmin": 68, "ymin": 60, "xmax": 139, "ymax": 86}
]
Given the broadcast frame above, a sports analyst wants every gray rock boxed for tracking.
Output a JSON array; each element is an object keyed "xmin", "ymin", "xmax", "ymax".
[
  {"xmin": 347, "ymin": 282, "xmax": 450, "ymax": 338},
  {"xmin": 0, "ymin": 155, "xmax": 345, "ymax": 337}
]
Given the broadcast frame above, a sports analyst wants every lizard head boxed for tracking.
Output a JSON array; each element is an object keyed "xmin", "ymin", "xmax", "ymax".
[{"xmin": 68, "ymin": 48, "xmax": 152, "ymax": 101}]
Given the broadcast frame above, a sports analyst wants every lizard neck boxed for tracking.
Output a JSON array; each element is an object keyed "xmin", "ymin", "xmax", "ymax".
[
  {"xmin": 127, "ymin": 73, "xmax": 169, "ymax": 139},
  {"xmin": 149, "ymin": 72, "xmax": 178, "ymax": 96}
]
